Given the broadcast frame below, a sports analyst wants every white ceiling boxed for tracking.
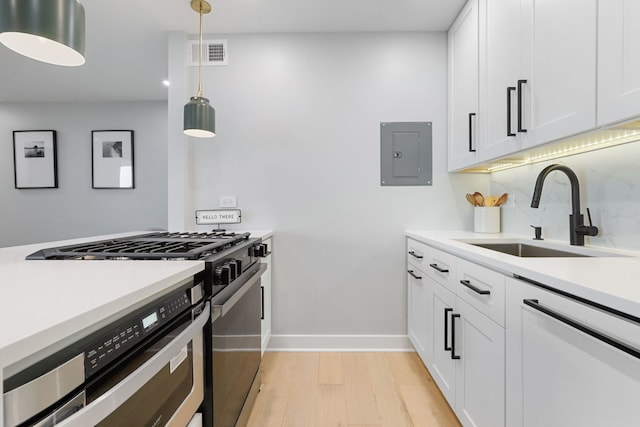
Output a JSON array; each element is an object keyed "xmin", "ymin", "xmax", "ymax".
[{"xmin": 0, "ymin": 0, "xmax": 465, "ymax": 103}]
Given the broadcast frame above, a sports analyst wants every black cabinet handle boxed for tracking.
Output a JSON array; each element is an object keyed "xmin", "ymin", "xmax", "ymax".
[
  {"xmin": 261, "ymin": 286, "xmax": 265, "ymax": 320},
  {"xmin": 468, "ymin": 112, "xmax": 476, "ymax": 152},
  {"xmin": 408, "ymin": 270, "xmax": 422, "ymax": 280},
  {"xmin": 408, "ymin": 251, "xmax": 423, "ymax": 259},
  {"xmin": 460, "ymin": 279, "xmax": 490, "ymax": 295},
  {"xmin": 430, "ymin": 263, "xmax": 449, "ymax": 273},
  {"xmin": 517, "ymin": 79, "xmax": 527, "ymax": 132},
  {"xmin": 451, "ymin": 313, "xmax": 461, "ymax": 360},
  {"xmin": 444, "ymin": 308, "xmax": 453, "ymax": 351},
  {"xmin": 507, "ymin": 86, "xmax": 516, "ymax": 136},
  {"xmin": 523, "ymin": 299, "xmax": 640, "ymax": 360}
]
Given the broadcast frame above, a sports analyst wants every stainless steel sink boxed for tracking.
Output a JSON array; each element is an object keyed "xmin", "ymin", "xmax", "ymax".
[{"xmin": 470, "ymin": 242, "xmax": 590, "ymax": 258}]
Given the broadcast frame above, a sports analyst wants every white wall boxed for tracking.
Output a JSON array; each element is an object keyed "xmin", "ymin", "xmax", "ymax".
[
  {"xmin": 169, "ymin": 32, "xmax": 487, "ymax": 349},
  {"xmin": 491, "ymin": 141, "xmax": 640, "ymax": 251},
  {"xmin": 0, "ymin": 102, "xmax": 168, "ymax": 247}
]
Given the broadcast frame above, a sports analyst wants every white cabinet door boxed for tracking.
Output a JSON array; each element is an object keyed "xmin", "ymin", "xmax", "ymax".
[
  {"xmin": 407, "ymin": 268, "xmax": 432, "ymax": 366},
  {"xmin": 598, "ymin": 0, "xmax": 640, "ymax": 125},
  {"xmin": 455, "ymin": 298, "xmax": 505, "ymax": 427},
  {"xmin": 522, "ymin": 0, "xmax": 597, "ymax": 147},
  {"xmin": 448, "ymin": 0, "xmax": 479, "ymax": 171},
  {"xmin": 506, "ymin": 277, "xmax": 640, "ymax": 427},
  {"xmin": 478, "ymin": 0, "xmax": 526, "ymax": 161},
  {"xmin": 430, "ymin": 279, "xmax": 457, "ymax": 407},
  {"xmin": 260, "ymin": 238, "xmax": 272, "ymax": 355}
]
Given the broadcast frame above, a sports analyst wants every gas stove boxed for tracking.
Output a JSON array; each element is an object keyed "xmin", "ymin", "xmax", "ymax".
[
  {"xmin": 25, "ymin": 231, "xmax": 255, "ymax": 261},
  {"xmin": 26, "ymin": 230, "xmax": 270, "ymax": 298}
]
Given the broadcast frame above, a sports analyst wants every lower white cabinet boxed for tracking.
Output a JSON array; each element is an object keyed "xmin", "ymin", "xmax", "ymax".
[
  {"xmin": 407, "ymin": 267, "xmax": 432, "ymax": 364},
  {"xmin": 260, "ymin": 237, "xmax": 272, "ymax": 355},
  {"xmin": 506, "ymin": 277, "xmax": 640, "ymax": 426},
  {"xmin": 407, "ymin": 238, "xmax": 505, "ymax": 427}
]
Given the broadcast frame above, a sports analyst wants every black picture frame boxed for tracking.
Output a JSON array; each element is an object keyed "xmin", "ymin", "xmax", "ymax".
[
  {"xmin": 91, "ymin": 130, "xmax": 135, "ymax": 189},
  {"xmin": 13, "ymin": 130, "xmax": 58, "ymax": 189}
]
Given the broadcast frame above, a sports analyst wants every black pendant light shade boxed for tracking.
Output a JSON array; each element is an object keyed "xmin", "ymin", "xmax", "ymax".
[
  {"xmin": 184, "ymin": 96, "xmax": 216, "ymax": 138},
  {"xmin": 0, "ymin": 0, "xmax": 85, "ymax": 66}
]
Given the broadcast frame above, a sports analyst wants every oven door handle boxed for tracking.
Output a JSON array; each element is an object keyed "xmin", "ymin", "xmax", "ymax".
[
  {"xmin": 213, "ymin": 263, "xmax": 267, "ymax": 318},
  {"xmin": 55, "ymin": 302, "xmax": 210, "ymax": 427}
]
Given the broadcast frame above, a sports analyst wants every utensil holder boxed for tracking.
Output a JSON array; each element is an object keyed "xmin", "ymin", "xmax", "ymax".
[{"xmin": 474, "ymin": 207, "xmax": 501, "ymax": 233}]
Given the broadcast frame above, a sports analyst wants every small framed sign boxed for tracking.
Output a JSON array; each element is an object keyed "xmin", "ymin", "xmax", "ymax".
[{"xmin": 195, "ymin": 209, "xmax": 242, "ymax": 225}]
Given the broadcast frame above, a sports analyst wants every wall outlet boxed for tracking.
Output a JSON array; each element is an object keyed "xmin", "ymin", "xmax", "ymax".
[{"xmin": 220, "ymin": 196, "xmax": 237, "ymax": 208}]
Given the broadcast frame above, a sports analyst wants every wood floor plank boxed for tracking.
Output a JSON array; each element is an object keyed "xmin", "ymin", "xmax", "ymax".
[
  {"xmin": 343, "ymin": 352, "xmax": 381, "ymax": 425},
  {"xmin": 318, "ymin": 352, "xmax": 343, "ymax": 385},
  {"xmin": 290, "ymin": 352, "xmax": 319, "ymax": 385},
  {"xmin": 246, "ymin": 382, "xmax": 289, "ymax": 427},
  {"xmin": 364, "ymin": 353, "xmax": 414, "ymax": 427}
]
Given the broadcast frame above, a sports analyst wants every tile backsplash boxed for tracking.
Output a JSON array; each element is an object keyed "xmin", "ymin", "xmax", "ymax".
[{"xmin": 490, "ymin": 141, "xmax": 640, "ymax": 251}]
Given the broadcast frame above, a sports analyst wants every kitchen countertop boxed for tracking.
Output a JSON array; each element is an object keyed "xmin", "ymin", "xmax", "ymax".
[
  {"xmin": 0, "ymin": 229, "xmax": 273, "ymax": 424},
  {"xmin": 406, "ymin": 230, "xmax": 640, "ymax": 318}
]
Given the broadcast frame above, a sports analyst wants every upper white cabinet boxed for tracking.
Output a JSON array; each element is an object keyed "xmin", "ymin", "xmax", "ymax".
[
  {"xmin": 598, "ymin": 0, "xmax": 640, "ymax": 126},
  {"xmin": 448, "ymin": 0, "xmax": 479, "ymax": 171},
  {"xmin": 521, "ymin": 0, "xmax": 597, "ymax": 148},
  {"xmin": 448, "ymin": 0, "xmax": 640, "ymax": 171},
  {"xmin": 477, "ymin": 0, "xmax": 527, "ymax": 161}
]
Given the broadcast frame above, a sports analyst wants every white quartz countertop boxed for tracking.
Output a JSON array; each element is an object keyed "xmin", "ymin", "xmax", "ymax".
[
  {"xmin": 406, "ymin": 230, "xmax": 640, "ymax": 318},
  {"xmin": 0, "ymin": 232, "xmax": 206, "ymax": 371}
]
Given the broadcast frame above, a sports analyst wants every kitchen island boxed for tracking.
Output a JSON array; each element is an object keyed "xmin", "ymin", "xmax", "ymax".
[{"xmin": 0, "ymin": 232, "xmax": 205, "ymax": 426}]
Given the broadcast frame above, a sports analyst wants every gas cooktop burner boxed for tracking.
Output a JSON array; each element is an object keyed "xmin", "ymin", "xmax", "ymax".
[{"xmin": 26, "ymin": 231, "xmax": 253, "ymax": 260}]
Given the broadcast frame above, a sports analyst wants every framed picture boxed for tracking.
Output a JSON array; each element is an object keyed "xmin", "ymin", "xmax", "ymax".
[
  {"xmin": 91, "ymin": 130, "xmax": 135, "ymax": 189},
  {"xmin": 13, "ymin": 130, "xmax": 58, "ymax": 189}
]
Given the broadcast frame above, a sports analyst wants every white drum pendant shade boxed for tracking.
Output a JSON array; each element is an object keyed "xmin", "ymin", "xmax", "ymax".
[
  {"xmin": 0, "ymin": 0, "xmax": 85, "ymax": 66},
  {"xmin": 184, "ymin": 96, "xmax": 216, "ymax": 138}
]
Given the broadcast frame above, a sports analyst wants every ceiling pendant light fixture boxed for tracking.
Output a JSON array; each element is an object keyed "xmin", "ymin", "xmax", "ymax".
[
  {"xmin": 0, "ymin": 0, "xmax": 85, "ymax": 67},
  {"xmin": 184, "ymin": 0, "xmax": 216, "ymax": 138}
]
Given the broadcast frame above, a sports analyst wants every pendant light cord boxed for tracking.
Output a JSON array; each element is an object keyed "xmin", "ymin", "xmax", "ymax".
[{"xmin": 197, "ymin": 4, "xmax": 204, "ymax": 98}]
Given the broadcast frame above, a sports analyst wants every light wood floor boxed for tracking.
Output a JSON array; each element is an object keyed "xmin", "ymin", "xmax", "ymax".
[{"xmin": 246, "ymin": 352, "xmax": 461, "ymax": 427}]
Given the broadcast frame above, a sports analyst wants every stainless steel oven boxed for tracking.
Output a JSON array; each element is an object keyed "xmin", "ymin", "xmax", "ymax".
[
  {"xmin": 3, "ymin": 277, "xmax": 208, "ymax": 427},
  {"xmin": 205, "ymin": 262, "xmax": 266, "ymax": 427}
]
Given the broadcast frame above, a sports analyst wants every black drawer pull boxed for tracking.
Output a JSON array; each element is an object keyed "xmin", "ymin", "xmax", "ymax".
[
  {"xmin": 430, "ymin": 263, "xmax": 449, "ymax": 273},
  {"xmin": 444, "ymin": 308, "xmax": 453, "ymax": 351},
  {"xmin": 523, "ymin": 299, "xmax": 640, "ymax": 360},
  {"xmin": 408, "ymin": 270, "xmax": 422, "ymax": 280},
  {"xmin": 408, "ymin": 251, "xmax": 423, "ymax": 259},
  {"xmin": 468, "ymin": 112, "xmax": 476, "ymax": 152},
  {"xmin": 451, "ymin": 313, "xmax": 461, "ymax": 360},
  {"xmin": 507, "ymin": 86, "xmax": 516, "ymax": 136},
  {"xmin": 261, "ymin": 286, "xmax": 265, "ymax": 320},
  {"xmin": 460, "ymin": 280, "xmax": 490, "ymax": 295}
]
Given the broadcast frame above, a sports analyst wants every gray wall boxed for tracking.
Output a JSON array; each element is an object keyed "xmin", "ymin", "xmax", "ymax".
[
  {"xmin": 0, "ymin": 102, "xmax": 168, "ymax": 247},
  {"xmin": 169, "ymin": 32, "xmax": 487, "ymax": 349}
]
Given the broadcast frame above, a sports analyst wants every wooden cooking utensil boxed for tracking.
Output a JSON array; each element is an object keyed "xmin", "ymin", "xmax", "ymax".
[
  {"xmin": 473, "ymin": 192, "xmax": 485, "ymax": 207},
  {"xmin": 484, "ymin": 196, "xmax": 498, "ymax": 207},
  {"xmin": 496, "ymin": 193, "xmax": 508, "ymax": 206},
  {"xmin": 466, "ymin": 193, "xmax": 477, "ymax": 206}
]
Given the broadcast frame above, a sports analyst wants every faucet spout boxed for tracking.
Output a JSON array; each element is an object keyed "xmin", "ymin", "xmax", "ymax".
[
  {"xmin": 530, "ymin": 164, "xmax": 581, "ymax": 214},
  {"xmin": 530, "ymin": 164, "xmax": 597, "ymax": 246}
]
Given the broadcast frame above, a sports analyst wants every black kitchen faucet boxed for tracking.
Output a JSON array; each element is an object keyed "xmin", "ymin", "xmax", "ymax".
[{"xmin": 530, "ymin": 164, "xmax": 598, "ymax": 246}]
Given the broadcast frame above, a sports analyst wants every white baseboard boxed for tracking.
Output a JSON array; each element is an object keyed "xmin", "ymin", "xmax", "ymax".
[{"xmin": 266, "ymin": 334, "xmax": 412, "ymax": 352}]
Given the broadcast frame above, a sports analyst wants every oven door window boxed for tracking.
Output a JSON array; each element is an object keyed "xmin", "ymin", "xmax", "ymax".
[{"xmin": 88, "ymin": 319, "xmax": 195, "ymax": 427}]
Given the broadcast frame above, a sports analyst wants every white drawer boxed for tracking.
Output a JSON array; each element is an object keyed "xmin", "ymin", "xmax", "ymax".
[
  {"xmin": 456, "ymin": 258, "xmax": 506, "ymax": 326},
  {"xmin": 407, "ymin": 238, "xmax": 430, "ymax": 271},
  {"xmin": 426, "ymin": 247, "xmax": 457, "ymax": 293}
]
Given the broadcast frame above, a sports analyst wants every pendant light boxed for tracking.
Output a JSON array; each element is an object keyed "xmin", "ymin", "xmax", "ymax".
[
  {"xmin": 184, "ymin": 0, "xmax": 216, "ymax": 138},
  {"xmin": 0, "ymin": 0, "xmax": 85, "ymax": 67}
]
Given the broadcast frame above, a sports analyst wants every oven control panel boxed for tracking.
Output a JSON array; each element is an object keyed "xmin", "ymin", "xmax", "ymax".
[{"xmin": 83, "ymin": 287, "xmax": 192, "ymax": 377}]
